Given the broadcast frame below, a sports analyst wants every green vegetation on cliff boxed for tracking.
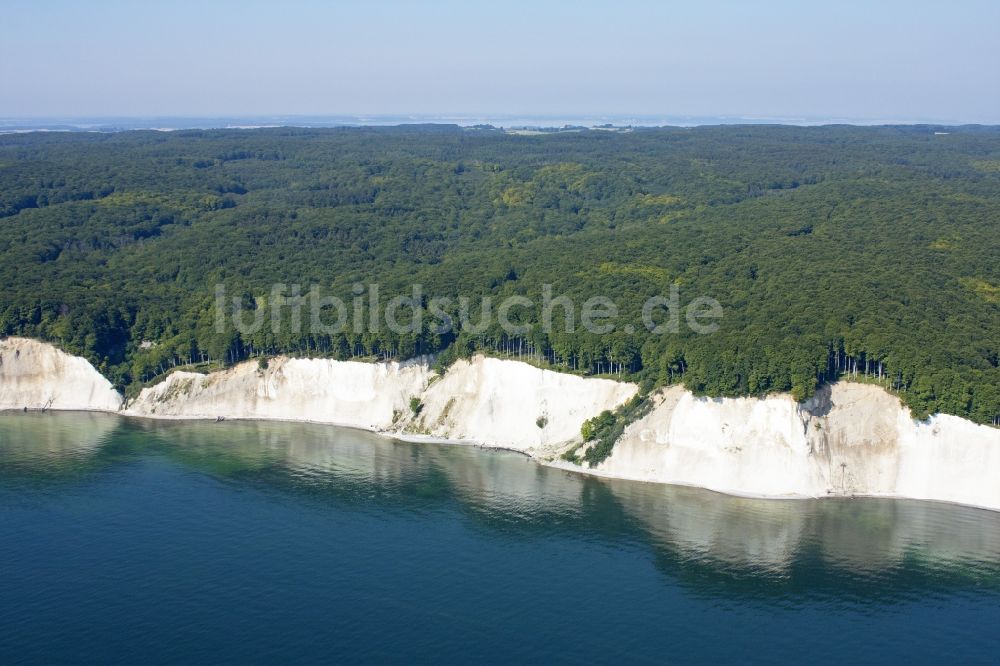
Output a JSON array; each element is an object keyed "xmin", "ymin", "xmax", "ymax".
[{"xmin": 0, "ymin": 125, "xmax": 998, "ymax": 424}]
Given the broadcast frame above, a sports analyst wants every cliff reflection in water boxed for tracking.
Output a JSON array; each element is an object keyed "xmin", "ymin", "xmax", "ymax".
[
  {"xmin": 4, "ymin": 411, "xmax": 1000, "ymax": 598},
  {"xmin": 0, "ymin": 411, "xmax": 119, "ymax": 477}
]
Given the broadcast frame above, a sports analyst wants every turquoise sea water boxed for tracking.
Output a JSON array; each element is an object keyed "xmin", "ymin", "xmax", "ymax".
[{"xmin": 2, "ymin": 412, "xmax": 1000, "ymax": 664}]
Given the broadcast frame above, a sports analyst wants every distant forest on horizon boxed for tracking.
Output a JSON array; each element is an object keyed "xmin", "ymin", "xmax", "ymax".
[{"xmin": 0, "ymin": 124, "xmax": 998, "ymax": 425}]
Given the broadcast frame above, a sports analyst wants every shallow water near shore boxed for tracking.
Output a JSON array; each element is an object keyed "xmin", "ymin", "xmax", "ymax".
[{"xmin": 3, "ymin": 412, "xmax": 1000, "ymax": 663}]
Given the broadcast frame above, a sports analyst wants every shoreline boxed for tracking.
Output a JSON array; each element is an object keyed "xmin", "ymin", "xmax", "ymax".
[
  {"xmin": 3, "ymin": 337, "xmax": 999, "ymax": 514},
  {"xmin": 1, "ymin": 406, "xmax": 534, "ymax": 456},
  {"xmin": 5, "ymin": 405, "xmax": 1000, "ymax": 514},
  {"xmin": 541, "ymin": 457, "xmax": 1000, "ymax": 514}
]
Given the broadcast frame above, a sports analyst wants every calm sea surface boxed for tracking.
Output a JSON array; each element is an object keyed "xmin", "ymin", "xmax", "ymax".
[{"xmin": 2, "ymin": 412, "xmax": 1000, "ymax": 664}]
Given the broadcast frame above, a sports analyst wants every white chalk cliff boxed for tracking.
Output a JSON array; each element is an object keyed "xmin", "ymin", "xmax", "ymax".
[
  {"xmin": 593, "ymin": 383, "xmax": 1000, "ymax": 510},
  {"xmin": 401, "ymin": 356, "xmax": 638, "ymax": 453},
  {"xmin": 123, "ymin": 353, "xmax": 636, "ymax": 453},
  {"xmin": 0, "ymin": 338, "xmax": 122, "ymax": 412},
  {"xmin": 2, "ymin": 337, "xmax": 999, "ymax": 510},
  {"xmin": 125, "ymin": 356, "xmax": 433, "ymax": 430}
]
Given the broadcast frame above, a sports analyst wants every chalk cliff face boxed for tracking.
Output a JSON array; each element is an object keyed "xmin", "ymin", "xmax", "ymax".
[
  {"xmin": 125, "ymin": 356, "xmax": 433, "ymax": 430},
  {"xmin": 3, "ymin": 338, "xmax": 999, "ymax": 511},
  {"xmin": 594, "ymin": 383, "xmax": 1000, "ymax": 510},
  {"xmin": 400, "ymin": 356, "xmax": 639, "ymax": 453},
  {"xmin": 0, "ymin": 338, "xmax": 122, "ymax": 412},
  {"xmin": 125, "ymin": 354, "xmax": 638, "ymax": 453}
]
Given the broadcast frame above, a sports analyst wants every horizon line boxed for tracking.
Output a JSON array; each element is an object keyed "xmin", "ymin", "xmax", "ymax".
[{"xmin": 1, "ymin": 113, "xmax": 996, "ymax": 132}]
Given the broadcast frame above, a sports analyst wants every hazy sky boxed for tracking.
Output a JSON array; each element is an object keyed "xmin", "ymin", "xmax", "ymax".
[{"xmin": 2, "ymin": 0, "xmax": 998, "ymax": 122}]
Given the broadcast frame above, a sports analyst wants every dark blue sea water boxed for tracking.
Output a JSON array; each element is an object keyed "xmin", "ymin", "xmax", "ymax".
[{"xmin": 2, "ymin": 412, "xmax": 1000, "ymax": 664}]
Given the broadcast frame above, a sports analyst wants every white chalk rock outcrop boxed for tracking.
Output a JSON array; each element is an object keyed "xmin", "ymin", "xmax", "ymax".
[
  {"xmin": 4, "ymin": 338, "xmax": 999, "ymax": 511},
  {"xmin": 595, "ymin": 383, "xmax": 1000, "ymax": 510},
  {"xmin": 403, "ymin": 356, "xmax": 638, "ymax": 453},
  {"xmin": 0, "ymin": 337, "xmax": 122, "ymax": 412},
  {"xmin": 126, "ymin": 354, "xmax": 638, "ymax": 454},
  {"xmin": 126, "ymin": 356, "xmax": 432, "ymax": 430}
]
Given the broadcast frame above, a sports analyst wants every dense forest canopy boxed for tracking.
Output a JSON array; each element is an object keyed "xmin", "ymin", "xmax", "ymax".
[{"xmin": 0, "ymin": 124, "xmax": 998, "ymax": 424}]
